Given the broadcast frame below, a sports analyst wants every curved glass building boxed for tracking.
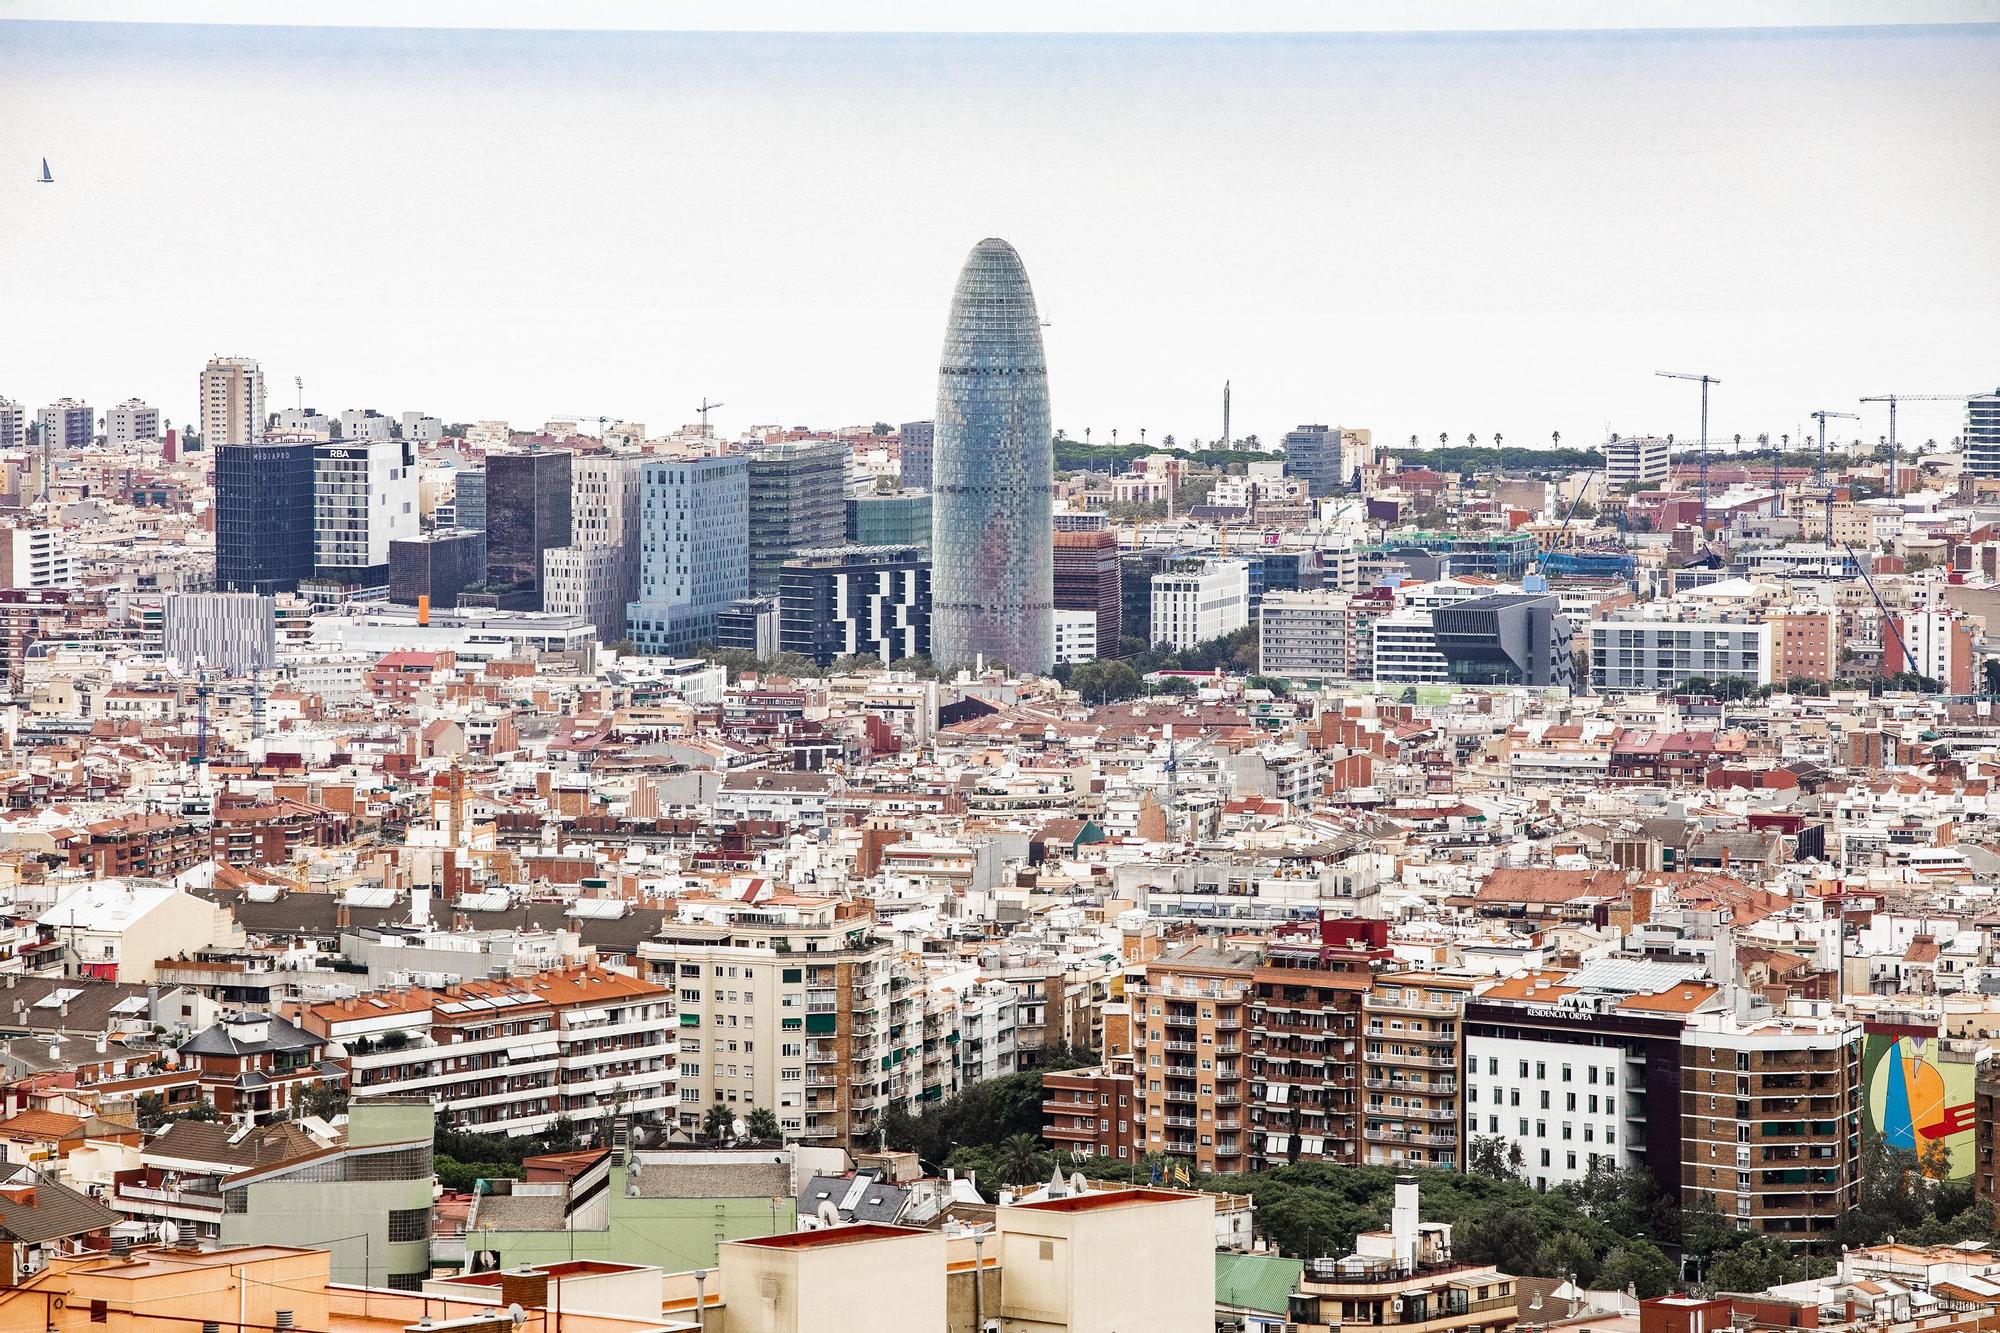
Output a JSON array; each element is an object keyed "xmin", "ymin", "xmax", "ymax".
[{"xmin": 931, "ymin": 237, "xmax": 1055, "ymax": 673}]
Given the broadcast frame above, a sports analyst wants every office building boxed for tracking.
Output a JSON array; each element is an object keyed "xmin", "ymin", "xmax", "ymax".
[
  {"xmin": 1054, "ymin": 608, "xmax": 1099, "ymax": 665},
  {"xmin": 899, "ymin": 419, "xmax": 934, "ymax": 490},
  {"xmin": 1961, "ymin": 391, "xmax": 2000, "ymax": 479},
  {"xmin": 931, "ymin": 237, "xmax": 1055, "ymax": 672},
  {"xmin": 545, "ymin": 453, "xmax": 644, "ymax": 640},
  {"xmin": 453, "ymin": 467, "xmax": 487, "ymax": 531},
  {"xmin": 0, "ymin": 525, "xmax": 76, "ymax": 590},
  {"xmin": 1054, "ymin": 528, "xmax": 1121, "ymax": 659},
  {"xmin": 483, "ymin": 449, "xmax": 573, "ymax": 608},
  {"xmin": 1259, "ymin": 590, "xmax": 1353, "ymax": 681},
  {"xmin": 199, "ymin": 355, "xmax": 265, "ymax": 448},
  {"xmin": 314, "ymin": 437, "xmax": 420, "ymax": 589},
  {"xmin": 626, "ymin": 453, "xmax": 748, "ymax": 656},
  {"xmin": 0, "ymin": 397, "xmax": 23, "ymax": 451},
  {"xmin": 1430, "ymin": 592, "xmax": 1573, "ymax": 687},
  {"xmin": 1150, "ymin": 559, "xmax": 1250, "ymax": 650},
  {"xmin": 716, "ymin": 595, "xmax": 779, "ymax": 657},
  {"xmin": 846, "ymin": 488, "xmax": 933, "ymax": 557},
  {"xmin": 387, "ymin": 530, "xmax": 487, "ymax": 610},
  {"xmin": 1283, "ymin": 423, "xmax": 1364, "ymax": 497},
  {"xmin": 748, "ymin": 439, "xmax": 848, "ymax": 597},
  {"xmin": 1606, "ymin": 434, "xmax": 1672, "ymax": 491},
  {"xmin": 338, "ymin": 408, "xmax": 393, "ymax": 441},
  {"xmin": 1680, "ymin": 1008, "xmax": 1863, "ymax": 1244},
  {"xmin": 1588, "ymin": 615, "xmax": 1772, "ymax": 691},
  {"xmin": 163, "ymin": 591, "xmax": 277, "ymax": 675},
  {"xmin": 216, "ymin": 441, "xmax": 316, "ymax": 595},
  {"xmin": 37, "ymin": 397, "xmax": 93, "ymax": 449},
  {"xmin": 777, "ymin": 545, "xmax": 930, "ymax": 667},
  {"xmin": 106, "ymin": 397, "xmax": 160, "ymax": 445}
]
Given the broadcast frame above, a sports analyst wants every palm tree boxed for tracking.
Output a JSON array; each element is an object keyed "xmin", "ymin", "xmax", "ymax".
[
  {"xmin": 703, "ymin": 1103, "xmax": 737, "ymax": 1144},
  {"xmin": 1492, "ymin": 433, "xmax": 1503, "ymax": 451},
  {"xmin": 1465, "ymin": 433, "xmax": 1476, "ymax": 449},
  {"xmin": 744, "ymin": 1107, "xmax": 782, "ymax": 1142},
  {"xmin": 999, "ymin": 1133, "xmax": 1043, "ymax": 1187},
  {"xmin": 1781, "ymin": 434, "xmax": 1790, "ymax": 452},
  {"xmin": 1733, "ymin": 433, "xmax": 1742, "ymax": 453},
  {"xmin": 1551, "ymin": 430, "xmax": 1561, "ymax": 449}
]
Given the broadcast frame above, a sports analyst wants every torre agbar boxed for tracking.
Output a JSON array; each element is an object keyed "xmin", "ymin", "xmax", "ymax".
[{"xmin": 930, "ymin": 237, "xmax": 1056, "ymax": 673}]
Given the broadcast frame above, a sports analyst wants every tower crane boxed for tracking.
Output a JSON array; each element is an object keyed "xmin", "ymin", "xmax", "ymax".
[
  {"xmin": 1656, "ymin": 371, "xmax": 1720, "ymax": 530},
  {"xmin": 1859, "ymin": 391, "xmax": 1990, "ymax": 498},
  {"xmin": 1810, "ymin": 410, "xmax": 1859, "ymax": 541},
  {"xmin": 697, "ymin": 398, "xmax": 725, "ymax": 437}
]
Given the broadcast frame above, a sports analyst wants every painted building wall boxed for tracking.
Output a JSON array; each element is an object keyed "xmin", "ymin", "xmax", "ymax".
[{"xmin": 1863, "ymin": 1024, "xmax": 1976, "ymax": 1178}]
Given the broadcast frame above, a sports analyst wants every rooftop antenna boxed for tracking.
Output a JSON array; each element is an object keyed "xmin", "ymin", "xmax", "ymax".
[
  {"xmin": 698, "ymin": 398, "xmax": 725, "ymax": 438},
  {"xmin": 1222, "ymin": 381, "xmax": 1232, "ymax": 450},
  {"xmin": 294, "ymin": 375, "xmax": 303, "ymax": 414}
]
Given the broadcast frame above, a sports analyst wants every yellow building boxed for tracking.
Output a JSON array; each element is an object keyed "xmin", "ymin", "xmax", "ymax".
[
  {"xmin": 30, "ymin": 1245, "xmax": 329, "ymax": 1333},
  {"xmin": 1289, "ymin": 1177, "xmax": 1518, "ymax": 1333},
  {"xmin": 996, "ymin": 1188, "xmax": 1215, "ymax": 1333}
]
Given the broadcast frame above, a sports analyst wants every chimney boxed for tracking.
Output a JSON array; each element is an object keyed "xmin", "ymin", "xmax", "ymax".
[{"xmin": 1391, "ymin": 1174, "xmax": 1420, "ymax": 1270}]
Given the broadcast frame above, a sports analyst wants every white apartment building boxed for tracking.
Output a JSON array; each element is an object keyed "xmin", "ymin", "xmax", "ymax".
[
  {"xmin": 0, "ymin": 397, "xmax": 24, "ymax": 451},
  {"xmin": 275, "ymin": 408, "xmax": 332, "ymax": 439},
  {"xmin": 199, "ymin": 355, "xmax": 264, "ymax": 447},
  {"xmin": 1259, "ymin": 589, "xmax": 1352, "ymax": 680},
  {"xmin": 37, "ymin": 398, "xmax": 94, "ymax": 449},
  {"xmin": 401, "ymin": 411, "xmax": 444, "ymax": 442},
  {"xmin": 305, "ymin": 965, "xmax": 677, "ymax": 1137},
  {"xmin": 1589, "ymin": 615, "xmax": 1773, "ymax": 691},
  {"xmin": 1150, "ymin": 559, "xmax": 1250, "ymax": 650},
  {"xmin": 315, "ymin": 437, "xmax": 420, "ymax": 578},
  {"xmin": 1372, "ymin": 609, "xmax": 1448, "ymax": 683},
  {"xmin": 1605, "ymin": 435, "xmax": 1671, "ymax": 491},
  {"xmin": 105, "ymin": 398, "xmax": 161, "ymax": 445},
  {"xmin": 0, "ymin": 526, "xmax": 77, "ymax": 590},
  {"xmin": 1053, "ymin": 608, "xmax": 1098, "ymax": 665},
  {"xmin": 637, "ymin": 896, "xmax": 909, "ymax": 1146},
  {"xmin": 340, "ymin": 408, "xmax": 393, "ymax": 441}
]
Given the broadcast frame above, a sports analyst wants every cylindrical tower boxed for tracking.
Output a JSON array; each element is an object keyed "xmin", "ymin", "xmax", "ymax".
[{"xmin": 931, "ymin": 237, "xmax": 1054, "ymax": 673}]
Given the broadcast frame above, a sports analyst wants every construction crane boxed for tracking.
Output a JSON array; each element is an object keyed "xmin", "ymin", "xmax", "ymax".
[
  {"xmin": 1811, "ymin": 409, "xmax": 1860, "ymax": 540},
  {"xmin": 697, "ymin": 398, "xmax": 725, "ymax": 438},
  {"xmin": 1845, "ymin": 540, "xmax": 1915, "ymax": 690},
  {"xmin": 1657, "ymin": 371, "xmax": 1720, "ymax": 530},
  {"xmin": 1859, "ymin": 391, "xmax": 1989, "ymax": 498}
]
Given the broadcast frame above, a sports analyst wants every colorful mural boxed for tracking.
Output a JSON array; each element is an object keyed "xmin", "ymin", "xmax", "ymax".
[{"xmin": 1862, "ymin": 1026, "xmax": 1975, "ymax": 1178}]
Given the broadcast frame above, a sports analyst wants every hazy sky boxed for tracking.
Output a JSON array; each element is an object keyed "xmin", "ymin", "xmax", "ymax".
[{"xmin": 3, "ymin": 14, "xmax": 1997, "ymax": 453}]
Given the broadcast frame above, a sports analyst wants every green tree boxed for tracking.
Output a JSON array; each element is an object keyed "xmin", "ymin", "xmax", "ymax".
[
  {"xmin": 1460, "ymin": 1205, "xmax": 1543, "ymax": 1276},
  {"xmin": 1245, "ymin": 675, "xmax": 1292, "ymax": 696},
  {"xmin": 881, "ymin": 1068, "xmax": 1061, "ymax": 1166},
  {"xmin": 1537, "ymin": 1230, "xmax": 1598, "ymax": 1286},
  {"xmin": 1707, "ymin": 1234, "xmax": 1803, "ymax": 1293},
  {"xmin": 999, "ymin": 1133, "xmax": 1045, "ymax": 1187},
  {"xmin": 1596, "ymin": 1239, "xmax": 1679, "ymax": 1298},
  {"xmin": 295, "ymin": 1081, "xmax": 349, "ymax": 1121},
  {"xmin": 135, "ymin": 1092, "xmax": 167, "ymax": 1130},
  {"xmin": 703, "ymin": 1103, "xmax": 738, "ymax": 1144},
  {"xmin": 1156, "ymin": 675, "xmax": 1198, "ymax": 697},
  {"xmin": 744, "ymin": 1107, "xmax": 782, "ymax": 1142},
  {"xmin": 1466, "ymin": 1135, "xmax": 1524, "ymax": 1182},
  {"xmin": 1067, "ymin": 659, "xmax": 1142, "ymax": 703}
]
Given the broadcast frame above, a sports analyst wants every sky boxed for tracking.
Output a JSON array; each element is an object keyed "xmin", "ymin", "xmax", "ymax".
[{"xmin": 2, "ymin": 11, "xmax": 1998, "ymax": 454}]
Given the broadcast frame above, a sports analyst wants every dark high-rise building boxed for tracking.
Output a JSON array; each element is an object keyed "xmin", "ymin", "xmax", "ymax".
[
  {"xmin": 454, "ymin": 468, "xmax": 487, "ymax": 531},
  {"xmin": 847, "ymin": 490, "xmax": 932, "ymax": 559},
  {"xmin": 215, "ymin": 442, "xmax": 315, "ymax": 595},
  {"xmin": 778, "ymin": 545, "xmax": 930, "ymax": 667},
  {"xmin": 1053, "ymin": 530, "xmax": 1121, "ymax": 659},
  {"xmin": 484, "ymin": 450, "xmax": 572, "ymax": 608},
  {"xmin": 1431, "ymin": 592, "xmax": 1573, "ymax": 687},
  {"xmin": 931, "ymin": 238, "xmax": 1054, "ymax": 672},
  {"xmin": 1120, "ymin": 549, "xmax": 1192, "ymax": 644},
  {"xmin": 716, "ymin": 596, "xmax": 779, "ymax": 658},
  {"xmin": 748, "ymin": 439, "xmax": 848, "ymax": 597},
  {"xmin": 389, "ymin": 530, "xmax": 487, "ymax": 609},
  {"xmin": 1282, "ymin": 424, "xmax": 1347, "ymax": 498},
  {"xmin": 899, "ymin": 420, "xmax": 935, "ymax": 491}
]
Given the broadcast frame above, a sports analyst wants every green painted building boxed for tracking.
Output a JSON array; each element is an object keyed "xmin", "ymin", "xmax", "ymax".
[{"xmin": 218, "ymin": 1096, "xmax": 435, "ymax": 1290}]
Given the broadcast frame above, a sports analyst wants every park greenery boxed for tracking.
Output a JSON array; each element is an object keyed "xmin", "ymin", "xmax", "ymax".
[{"xmin": 1673, "ymin": 672, "xmax": 1940, "ymax": 700}]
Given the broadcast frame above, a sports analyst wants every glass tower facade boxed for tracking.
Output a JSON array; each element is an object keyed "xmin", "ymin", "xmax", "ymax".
[
  {"xmin": 215, "ymin": 442, "xmax": 315, "ymax": 595},
  {"xmin": 931, "ymin": 238, "xmax": 1054, "ymax": 673}
]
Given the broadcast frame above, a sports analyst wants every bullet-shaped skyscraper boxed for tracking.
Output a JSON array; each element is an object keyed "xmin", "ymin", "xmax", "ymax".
[{"xmin": 931, "ymin": 238, "xmax": 1054, "ymax": 673}]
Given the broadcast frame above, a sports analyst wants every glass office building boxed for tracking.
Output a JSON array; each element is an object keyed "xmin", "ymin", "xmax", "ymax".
[
  {"xmin": 931, "ymin": 238, "xmax": 1054, "ymax": 673},
  {"xmin": 215, "ymin": 442, "xmax": 315, "ymax": 595}
]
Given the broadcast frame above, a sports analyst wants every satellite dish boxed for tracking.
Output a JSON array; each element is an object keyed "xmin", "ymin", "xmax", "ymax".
[
  {"xmin": 816, "ymin": 1201, "xmax": 841, "ymax": 1226},
  {"xmin": 506, "ymin": 1304, "xmax": 526, "ymax": 1327}
]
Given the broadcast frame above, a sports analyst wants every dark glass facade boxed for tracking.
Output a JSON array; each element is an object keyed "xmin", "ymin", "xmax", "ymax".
[
  {"xmin": 931, "ymin": 238, "xmax": 1054, "ymax": 672},
  {"xmin": 484, "ymin": 451, "xmax": 572, "ymax": 608},
  {"xmin": 215, "ymin": 442, "xmax": 315, "ymax": 595},
  {"xmin": 847, "ymin": 490, "xmax": 932, "ymax": 559},
  {"xmin": 778, "ymin": 545, "xmax": 930, "ymax": 667},
  {"xmin": 1282, "ymin": 424, "xmax": 1345, "ymax": 498},
  {"xmin": 899, "ymin": 420, "xmax": 934, "ymax": 490},
  {"xmin": 454, "ymin": 469, "xmax": 487, "ymax": 531},
  {"xmin": 388, "ymin": 530, "xmax": 487, "ymax": 609},
  {"xmin": 748, "ymin": 440, "xmax": 848, "ymax": 597}
]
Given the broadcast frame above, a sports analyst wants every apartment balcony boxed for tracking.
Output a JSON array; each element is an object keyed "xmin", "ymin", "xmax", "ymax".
[
  {"xmin": 1363, "ymin": 1126, "xmax": 1459, "ymax": 1148},
  {"xmin": 1367, "ymin": 1048, "xmax": 1456, "ymax": 1070},
  {"xmin": 1365, "ymin": 1077, "xmax": 1456, "ymax": 1094}
]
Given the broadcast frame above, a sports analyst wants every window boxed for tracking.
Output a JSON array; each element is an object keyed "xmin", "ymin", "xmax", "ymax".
[{"xmin": 388, "ymin": 1207, "xmax": 430, "ymax": 1242}]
